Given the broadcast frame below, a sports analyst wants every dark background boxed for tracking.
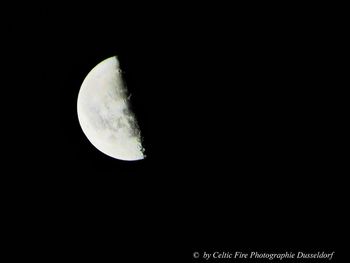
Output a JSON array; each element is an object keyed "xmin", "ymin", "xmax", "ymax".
[{"xmin": 8, "ymin": 3, "xmax": 343, "ymax": 261}]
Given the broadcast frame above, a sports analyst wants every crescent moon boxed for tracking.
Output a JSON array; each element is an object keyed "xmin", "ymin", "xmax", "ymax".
[{"xmin": 77, "ymin": 56, "xmax": 145, "ymax": 161}]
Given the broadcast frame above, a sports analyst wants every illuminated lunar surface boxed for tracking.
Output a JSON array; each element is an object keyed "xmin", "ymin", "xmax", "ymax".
[{"xmin": 77, "ymin": 56, "xmax": 145, "ymax": 161}]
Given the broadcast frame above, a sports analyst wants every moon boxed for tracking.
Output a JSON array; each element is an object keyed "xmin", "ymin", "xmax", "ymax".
[{"xmin": 77, "ymin": 56, "xmax": 145, "ymax": 161}]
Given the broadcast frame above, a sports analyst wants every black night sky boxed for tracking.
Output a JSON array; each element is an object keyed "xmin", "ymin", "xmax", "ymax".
[{"xmin": 10, "ymin": 3, "xmax": 341, "ymax": 261}]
